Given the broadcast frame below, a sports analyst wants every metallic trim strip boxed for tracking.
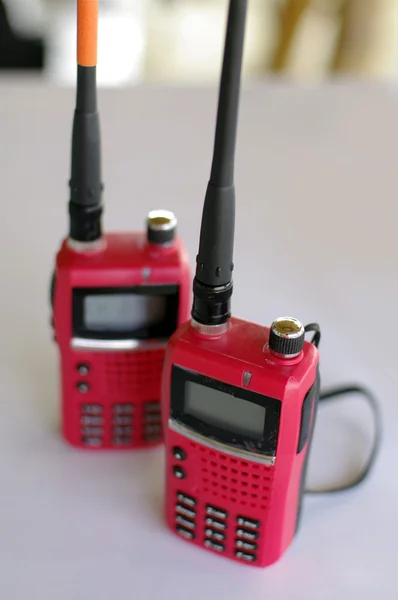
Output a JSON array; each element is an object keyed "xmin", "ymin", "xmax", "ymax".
[
  {"xmin": 168, "ymin": 420, "xmax": 276, "ymax": 466},
  {"xmin": 71, "ymin": 337, "xmax": 168, "ymax": 351}
]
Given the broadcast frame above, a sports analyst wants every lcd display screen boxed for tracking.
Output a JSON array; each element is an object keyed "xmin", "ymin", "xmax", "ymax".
[
  {"xmin": 83, "ymin": 293, "xmax": 166, "ymax": 332},
  {"xmin": 185, "ymin": 381, "xmax": 266, "ymax": 439}
]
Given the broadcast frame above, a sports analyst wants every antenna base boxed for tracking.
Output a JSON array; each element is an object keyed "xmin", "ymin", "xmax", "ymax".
[
  {"xmin": 191, "ymin": 278, "xmax": 232, "ymax": 327},
  {"xmin": 191, "ymin": 319, "xmax": 230, "ymax": 337},
  {"xmin": 195, "ymin": 182, "xmax": 235, "ymax": 287},
  {"xmin": 68, "ymin": 201, "xmax": 103, "ymax": 243}
]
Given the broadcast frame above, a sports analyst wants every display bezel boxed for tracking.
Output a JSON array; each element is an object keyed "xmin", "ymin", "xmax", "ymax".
[
  {"xmin": 170, "ymin": 366, "xmax": 281, "ymax": 457},
  {"xmin": 72, "ymin": 285, "xmax": 179, "ymax": 341}
]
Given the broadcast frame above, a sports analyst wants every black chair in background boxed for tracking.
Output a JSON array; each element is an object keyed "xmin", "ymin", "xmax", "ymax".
[{"xmin": 0, "ymin": 0, "xmax": 44, "ymax": 70}]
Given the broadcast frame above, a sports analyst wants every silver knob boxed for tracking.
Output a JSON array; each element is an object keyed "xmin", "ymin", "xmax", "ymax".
[
  {"xmin": 269, "ymin": 317, "xmax": 305, "ymax": 359},
  {"xmin": 147, "ymin": 210, "xmax": 177, "ymax": 245}
]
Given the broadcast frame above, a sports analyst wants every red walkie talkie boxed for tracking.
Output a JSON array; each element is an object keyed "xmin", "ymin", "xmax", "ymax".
[
  {"xmin": 161, "ymin": 0, "xmax": 321, "ymax": 567},
  {"xmin": 50, "ymin": 0, "xmax": 191, "ymax": 450}
]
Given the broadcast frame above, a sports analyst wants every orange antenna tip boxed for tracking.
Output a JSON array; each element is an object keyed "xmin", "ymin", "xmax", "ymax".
[{"xmin": 77, "ymin": 0, "xmax": 98, "ymax": 67}]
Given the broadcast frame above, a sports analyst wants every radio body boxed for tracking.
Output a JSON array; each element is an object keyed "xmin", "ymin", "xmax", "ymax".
[
  {"xmin": 52, "ymin": 231, "xmax": 190, "ymax": 450},
  {"xmin": 50, "ymin": 2, "xmax": 193, "ymax": 449},
  {"xmin": 162, "ymin": 318, "xmax": 320, "ymax": 566}
]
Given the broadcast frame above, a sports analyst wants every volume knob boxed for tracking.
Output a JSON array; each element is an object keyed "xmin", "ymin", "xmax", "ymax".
[
  {"xmin": 269, "ymin": 317, "xmax": 305, "ymax": 359},
  {"xmin": 147, "ymin": 210, "xmax": 177, "ymax": 245}
]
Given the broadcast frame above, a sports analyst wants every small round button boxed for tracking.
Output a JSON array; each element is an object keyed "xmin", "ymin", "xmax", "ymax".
[
  {"xmin": 77, "ymin": 364, "xmax": 90, "ymax": 376},
  {"xmin": 173, "ymin": 466, "xmax": 186, "ymax": 479},
  {"xmin": 173, "ymin": 447, "xmax": 186, "ymax": 461},
  {"xmin": 77, "ymin": 382, "xmax": 90, "ymax": 393}
]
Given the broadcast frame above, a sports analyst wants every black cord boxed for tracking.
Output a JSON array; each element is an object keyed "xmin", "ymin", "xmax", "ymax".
[
  {"xmin": 306, "ymin": 385, "xmax": 382, "ymax": 494},
  {"xmin": 305, "ymin": 323, "xmax": 321, "ymax": 348},
  {"xmin": 303, "ymin": 323, "xmax": 381, "ymax": 493}
]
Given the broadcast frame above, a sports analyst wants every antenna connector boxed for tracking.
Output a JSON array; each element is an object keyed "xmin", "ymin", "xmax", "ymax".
[
  {"xmin": 191, "ymin": 278, "xmax": 233, "ymax": 327},
  {"xmin": 68, "ymin": 201, "xmax": 103, "ymax": 243}
]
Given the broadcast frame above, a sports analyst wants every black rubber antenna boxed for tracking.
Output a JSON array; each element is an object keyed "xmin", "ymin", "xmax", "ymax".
[
  {"xmin": 68, "ymin": 0, "xmax": 103, "ymax": 244},
  {"xmin": 192, "ymin": 0, "xmax": 247, "ymax": 327}
]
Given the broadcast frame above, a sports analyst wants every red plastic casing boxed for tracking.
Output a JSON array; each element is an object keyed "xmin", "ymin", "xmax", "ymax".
[
  {"xmin": 52, "ymin": 232, "xmax": 191, "ymax": 450},
  {"xmin": 161, "ymin": 317, "xmax": 320, "ymax": 567}
]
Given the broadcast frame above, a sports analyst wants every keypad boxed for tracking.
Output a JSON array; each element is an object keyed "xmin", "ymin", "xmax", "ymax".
[
  {"xmin": 145, "ymin": 401, "xmax": 161, "ymax": 412},
  {"xmin": 113, "ymin": 404, "xmax": 134, "ymax": 415},
  {"xmin": 81, "ymin": 426, "xmax": 103, "ymax": 436},
  {"xmin": 81, "ymin": 404, "xmax": 103, "ymax": 415},
  {"xmin": 205, "ymin": 528, "xmax": 226, "ymax": 542},
  {"xmin": 82, "ymin": 436, "xmax": 102, "ymax": 447},
  {"xmin": 176, "ymin": 526, "xmax": 195, "ymax": 540},
  {"xmin": 235, "ymin": 515, "xmax": 260, "ymax": 562},
  {"xmin": 204, "ymin": 539, "xmax": 224, "ymax": 553},
  {"xmin": 206, "ymin": 505, "xmax": 228, "ymax": 520},
  {"xmin": 79, "ymin": 400, "xmax": 166, "ymax": 448},
  {"xmin": 176, "ymin": 515, "xmax": 195, "ymax": 530},
  {"xmin": 113, "ymin": 426, "xmax": 133, "ymax": 436},
  {"xmin": 176, "ymin": 504, "xmax": 196, "ymax": 519},
  {"xmin": 177, "ymin": 492, "xmax": 196, "ymax": 507},
  {"xmin": 143, "ymin": 402, "xmax": 162, "ymax": 442},
  {"xmin": 112, "ymin": 415, "xmax": 133, "ymax": 426},
  {"xmin": 235, "ymin": 551, "xmax": 256, "ymax": 562},
  {"xmin": 144, "ymin": 424, "xmax": 162, "ymax": 435},
  {"xmin": 236, "ymin": 539, "xmax": 257, "ymax": 551},
  {"xmin": 80, "ymin": 397, "xmax": 166, "ymax": 446},
  {"xmin": 175, "ymin": 492, "xmax": 197, "ymax": 540},
  {"xmin": 144, "ymin": 412, "xmax": 162, "ymax": 423},
  {"xmin": 205, "ymin": 517, "xmax": 226, "ymax": 531},
  {"xmin": 204, "ymin": 502, "xmax": 229, "ymax": 552},
  {"xmin": 80, "ymin": 404, "xmax": 104, "ymax": 446},
  {"xmin": 111, "ymin": 404, "xmax": 134, "ymax": 445},
  {"xmin": 236, "ymin": 528, "xmax": 258, "ymax": 541},
  {"xmin": 236, "ymin": 516, "xmax": 260, "ymax": 530},
  {"xmin": 113, "ymin": 436, "xmax": 133, "ymax": 446},
  {"xmin": 144, "ymin": 432, "xmax": 162, "ymax": 442},
  {"xmin": 81, "ymin": 415, "xmax": 103, "ymax": 426},
  {"xmin": 172, "ymin": 492, "xmax": 261, "ymax": 561}
]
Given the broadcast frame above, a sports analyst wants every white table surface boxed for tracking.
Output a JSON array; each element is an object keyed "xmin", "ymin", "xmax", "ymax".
[{"xmin": 0, "ymin": 77, "xmax": 396, "ymax": 599}]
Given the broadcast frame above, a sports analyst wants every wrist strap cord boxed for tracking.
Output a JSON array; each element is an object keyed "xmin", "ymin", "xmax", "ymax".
[
  {"xmin": 304, "ymin": 323, "xmax": 382, "ymax": 494},
  {"xmin": 306, "ymin": 385, "xmax": 382, "ymax": 494}
]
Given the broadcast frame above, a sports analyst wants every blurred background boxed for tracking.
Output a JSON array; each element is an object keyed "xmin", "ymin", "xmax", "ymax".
[{"xmin": 2, "ymin": 0, "xmax": 398, "ymax": 85}]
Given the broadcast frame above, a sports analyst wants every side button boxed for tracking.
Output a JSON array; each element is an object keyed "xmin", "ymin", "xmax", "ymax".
[
  {"xmin": 77, "ymin": 382, "xmax": 90, "ymax": 394},
  {"xmin": 173, "ymin": 466, "xmax": 186, "ymax": 480},
  {"xmin": 173, "ymin": 447, "xmax": 186, "ymax": 461},
  {"xmin": 77, "ymin": 363, "xmax": 90, "ymax": 376}
]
